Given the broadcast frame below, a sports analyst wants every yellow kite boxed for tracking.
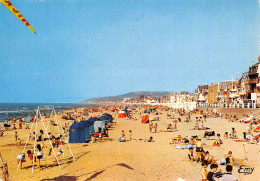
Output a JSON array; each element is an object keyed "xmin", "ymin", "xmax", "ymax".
[{"xmin": 0, "ymin": 0, "xmax": 36, "ymax": 33}]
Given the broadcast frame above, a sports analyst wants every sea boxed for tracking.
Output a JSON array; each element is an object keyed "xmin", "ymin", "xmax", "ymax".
[{"xmin": 0, "ymin": 103, "xmax": 96, "ymax": 123}]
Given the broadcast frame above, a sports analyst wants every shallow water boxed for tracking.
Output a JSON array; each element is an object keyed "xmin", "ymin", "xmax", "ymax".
[{"xmin": 0, "ymin": 103, "xmax": 95, "ymax": 122}]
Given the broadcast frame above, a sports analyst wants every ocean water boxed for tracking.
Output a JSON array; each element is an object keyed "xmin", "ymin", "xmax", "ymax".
[{"xmin": 0, "ymin": 103, "xmax": 95, "ymax": 122}]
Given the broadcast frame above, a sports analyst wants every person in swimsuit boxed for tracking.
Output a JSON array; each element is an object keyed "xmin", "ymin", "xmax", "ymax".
[
  {"xmin": 196, "ymin": 137, "xmax": 203, "ymax": 162},
  {"xmin": 149, "ymin": 121, "xmax": 153, "ymax": 133},
  {"xmin": 17, "ymin": 153, "xmax": 26, "ymax": 170},
  {"xmin": 129, "ymin": 130, "xmax": 132, "ymax": 141},
  {"xmin": 203, "ymin": 151, "xmax": 214, "ymax": 164},
  {"xmin": 36, "ymin": 144, "xmax": 43, "ymax": 168},
  {"xmin": 27, "ymin": 150, "xmax": 34, "ymax": 164},
  {"xmin": 154, "ymin": 123, "xmax": 158, "ymax": 133},
  {"xmin": 200, "ymin": 160, "xmax": 208, "ymax": 181},
  {"xmin": 188, "ymin": 148, "xmax": 195, "ymax": 161}
]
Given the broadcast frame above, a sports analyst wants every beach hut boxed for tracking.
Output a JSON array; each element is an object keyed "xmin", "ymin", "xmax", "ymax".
[
  {"xmin": 118, "ymin": 111, "xmax": 126, "ymax": 118},
  {"xmin": 141, "ymin": 115, "xmax": 149, "ymax": 124}
]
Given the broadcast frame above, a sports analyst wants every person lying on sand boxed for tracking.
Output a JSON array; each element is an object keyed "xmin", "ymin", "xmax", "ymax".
[
  {"xmin": 216, "ymin": 151, "xmax": 234, "ymax": 165},
  {"xmin": 253, "ymin": 134, "xmax": 260, "ymax": 144}
]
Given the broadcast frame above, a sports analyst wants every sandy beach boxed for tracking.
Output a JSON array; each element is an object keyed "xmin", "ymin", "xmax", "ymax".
[{"xmin": 0, "ymin": 105, "xmax": 260, "ymax": 181}]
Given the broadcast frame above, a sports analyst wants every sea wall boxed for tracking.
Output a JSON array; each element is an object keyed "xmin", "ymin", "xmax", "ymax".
[{"xmin": 197, "ymin": 107, "xmax": 260, "ymax": 119}]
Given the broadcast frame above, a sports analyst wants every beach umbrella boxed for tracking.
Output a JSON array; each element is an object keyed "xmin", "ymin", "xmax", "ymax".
[
  {"xmin": 141, "ymin": 115, "xmax": 149, "ymax": 124},
  {"xmin": 0, "ymin": 0, "xmax": 36, "ymax": 33}
]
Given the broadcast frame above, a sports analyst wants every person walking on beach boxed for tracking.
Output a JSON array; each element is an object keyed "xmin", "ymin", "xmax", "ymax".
[
  {"xmin": 149, "ymin": 121, "xmax": 153, "ymax": 133},
  {"xmin": 154, "ymin": 123, "xmax": 158, "ymax": 133},
  {"xmin": 129, "ymin": 130, "xmax": 132, "ymax": 141},
  {"xmin": 15, "ymin": 131, "xmax": 18, "ymax": 141}
]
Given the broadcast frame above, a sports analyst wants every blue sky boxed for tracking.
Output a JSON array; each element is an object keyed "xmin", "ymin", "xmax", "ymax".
[{"xmin": 0, "ymin": 0, "xmax": 259, "ymax": 103}]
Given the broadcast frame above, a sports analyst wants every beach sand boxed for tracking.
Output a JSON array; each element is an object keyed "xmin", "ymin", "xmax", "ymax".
[{"xmin": 0, "ymin": 106, "xmax": 259, "ymax": 181}]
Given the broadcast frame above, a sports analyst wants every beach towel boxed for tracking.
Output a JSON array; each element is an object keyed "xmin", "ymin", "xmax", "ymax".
[
  {"xmin": 175, "ymin": 144, "xmax": 194, "ymax": 149},
  {"xmin": 161, "ymin": 130, "xmax": 176, "ymax": 132},
  {"xmin": 204, "ymin": 131, "xmax": 215, "ymax": 137},
  {"xmin": 233, "ymin": 140, "xmax": 250, "ymax": 142}
]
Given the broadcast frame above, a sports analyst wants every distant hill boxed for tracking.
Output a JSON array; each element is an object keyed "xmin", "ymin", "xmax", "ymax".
[{"xmin": 81, "ymin": 91, "xmax": 171, "ymax": 103}]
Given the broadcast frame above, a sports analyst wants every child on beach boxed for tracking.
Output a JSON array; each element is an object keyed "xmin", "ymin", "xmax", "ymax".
[
  {"xmin": 119, "ymin": 130, "xmax": 126, "ymax": 142},
  {"xmin": 17, "ymin": 153, "xmax": 26, "ymax": 170},
  {"xmin": 231, "ymin": 128, "xmax": 237, "ymax": 138},
  {"xmin": 148, "ymin": 136, "xmax": 153, "ymax": 142},
  {"xmin": 214, "ymin": 134, "xmax": 223, "ymax": 144},
  {"xmin": 207, "ymin": 164, "xmax": 218, "ymax": 181},
  {"xmin": 36, "ymin": 144, "xmax": 43, "ymax": 168},
  {"xmin": 224, "ymin": 132, "xmax": 228, "ymax": 139},
  {"xmin": 16, "ymin": 138, "xmax": 21, "ymax": 146},
  {"xmin": 188, "ymin": 148, "xmax": 195, "ymax": 161},
  {"xmin": 129, "ymin": 130, "xmax": 132, "ymax": 141},
  {"xmin": 27, "ymin": 150, "xmax": 35, "ymax": 164}
]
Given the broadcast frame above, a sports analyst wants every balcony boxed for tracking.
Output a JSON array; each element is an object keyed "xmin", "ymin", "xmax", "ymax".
[
  {"xmin": 248, "ymin": 72, "xmax": 258, "ymax": 76},
  {"xmin": 248, "ymin": 79, "xmax": 258, "ymax": 84}
]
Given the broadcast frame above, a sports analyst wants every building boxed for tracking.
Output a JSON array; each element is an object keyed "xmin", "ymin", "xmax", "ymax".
[
  {"xmin": 208, "ymin": 83, "xmax": 218, "ymax": 104},
  {"xmin": 195, "ymin": 85, "xmax": 208, "ymax": 103},
  {"xmin": 248, "ymin": 56, "xmax": 260, "ymax": 103}
]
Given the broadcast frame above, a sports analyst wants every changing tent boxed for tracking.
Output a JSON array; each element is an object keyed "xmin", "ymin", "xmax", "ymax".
[
  {"xmin": 94, "ymin": 121, "xmax": 106, "ymax": 132},
  {"xmin": 69, "ymin": 117, "xmax": 98, "ymax": 143},
  {"xmin": 69, "ymin": 121, "xmax": 86, "ymax": 143},
  {"xmin": 99, "ymin": 113, "xmax": 113, "ymax": 123}
]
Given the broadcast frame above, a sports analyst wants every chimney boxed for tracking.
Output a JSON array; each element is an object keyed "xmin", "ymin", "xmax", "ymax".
[{"xmin": 258, "ymin": 56, "xmax": 260, "ymax": 63}]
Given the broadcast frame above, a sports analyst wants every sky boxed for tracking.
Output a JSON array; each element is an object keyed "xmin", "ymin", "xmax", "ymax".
[{"xmin": 0, "ymin": 0, "xmax": 260, "ymax": 103}]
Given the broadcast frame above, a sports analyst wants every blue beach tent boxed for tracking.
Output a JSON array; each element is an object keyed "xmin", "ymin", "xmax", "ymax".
[{"xmin": 69, "ymin": 121, "xmax": 86, "ymax": 143}]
